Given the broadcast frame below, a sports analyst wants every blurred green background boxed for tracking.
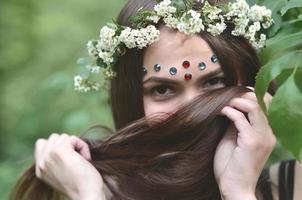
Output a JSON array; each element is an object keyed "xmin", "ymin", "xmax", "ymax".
[
  {"xmin": 0, "ymin": 0, "xmax": 293, "ymax": 199},
  {"xmin": 0, "ymin": 0, "xmax": 124, "ymax": 198}
]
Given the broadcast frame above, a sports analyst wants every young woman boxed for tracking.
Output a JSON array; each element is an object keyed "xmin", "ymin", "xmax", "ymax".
[{"xmin": 10, "ymin": 0, "xmax": 301, "ymax": 200}]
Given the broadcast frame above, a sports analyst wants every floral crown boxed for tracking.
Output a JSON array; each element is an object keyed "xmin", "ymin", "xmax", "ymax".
[{"xmin": 74, "ymin": 0, "xmax": 273, "ymax": 92}]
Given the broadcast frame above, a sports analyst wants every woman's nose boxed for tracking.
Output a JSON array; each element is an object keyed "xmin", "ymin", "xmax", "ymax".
[{"xmin": 182, "ymin": 89, "xmax": 200, "ymax": 105}]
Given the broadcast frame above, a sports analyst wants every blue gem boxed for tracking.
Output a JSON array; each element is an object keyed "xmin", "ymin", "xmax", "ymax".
[
  {"xmin": 154, "ymin": 64, "xmax": 161, "ymax": 72},
  {"xmin": 143, "ymin": 67, "xmax": 148, "ymax": 75},
  {"xmin": 211, "ymin": 55, "xmax": 218, "ymax": 63},
  {"xmin": 198, "ymin": 62, "xmax": 206, "ymax": 70},
  {"xmin": 169, "ymin": 67, "xmax": 177, "ymax": 75}
]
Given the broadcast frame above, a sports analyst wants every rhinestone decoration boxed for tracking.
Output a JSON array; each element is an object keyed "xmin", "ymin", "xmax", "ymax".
[
  {"xmin": 198, "ymin": 62, "xmax": 206, "ymax": 70},
  {"xmin": 143, "ymin": 67, "xmax": 148, "ymax": 75},
  {"xmin": 184, "ymin": 73, "xmax": 192, "ymax": 81},
  {"xmin": 169, "ymin": 67, "xmax": 177, "ymax": 75},
  {"xmin": 182, "ymin": 60, "xmax": 190, "ymax": 68},
  {"xmin": 211, "ymin": 55, "xmax": 218, "ymax": 63},
  {"xmin": 154, "ymin": 64, "xmax": 161, "ymax": 72}
]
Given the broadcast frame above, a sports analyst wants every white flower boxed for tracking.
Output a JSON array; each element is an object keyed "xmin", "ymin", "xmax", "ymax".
[
  {"xmin": 201, "ymin": 1, "xmax": 222, "ymax": 21},
  {"xmin": 145, "ymin": 25, "xmax": 161, "ymax": 44},
  {"xmin": 258, "ymin": 33, "xmax": 266, "ymax": 48},
  {"xmin": 231, "ymin": 17, "xmax": 249, "ymax": 36},
  {"xmin": 154, "ymin": 0, "xmax": 176, "ymax": 17},
  {"xmin": 87, "ymin": 41, "xmax": 98, "ymax": 57},
  {"xmin": 103, "ymin": 68, "xmax": 117, "ymax": 79},
  {"xmin": 249, "ymin": 33, "xmax": 266, "ymax": 49},
  {"xmin": 248, "ymin": 5, "xmax": 273, "ymax": 29},
  {"xmin": 97, "ymin": 26, "xmax": 120, "ymax": 52},
  {"xmin": 74, "ymin": 75, "xmax": 83, "ymax": 88},
  {"xmin": 245, "ymin": 21, "xmax": 261, "ymax": 39},
  {"xmin": 207, "ymin": 21, "xmax": 227, "ymax": 36},
  {"xmin": 208, "ymin": 8, "xmax": 222, "ymax": 21},
  {"xmin": 74, "ymin": 75, "xmax": 100, "ymax": 92},
  {"xmin": 225, "ymin": 0, "xmax": 250, "ymax": 19},
  {"xmin": 262, "ymin": 18, "xmax": 274, "ymax": 29},
  {"xmin": 147, "ymin": 15, "xmax": 160, "ymax": 23},
  {"xmin": 120, "ymin": 27, "xmax": 136, "ymax": 48},
  {"xmin": 177, "ymin": 10, "xmax": 204, "ymax": 35},
  {"xmin": 242, "ymin": 21, "xmax": 263, "ymax": 49},
  {"xmin": 164, "ymin": 15, "xmax": 179, "ymax": 29},
  {"xmin": 98, "ymin": 51, "xmax": 114, "ymax": 64},
  {"xmin": 248, "ymin": 5, "xmax": 272, "ymax": 22},
  {"xmin": 119, "ymin": 25, "xmax": 160, "ymax": 49}
]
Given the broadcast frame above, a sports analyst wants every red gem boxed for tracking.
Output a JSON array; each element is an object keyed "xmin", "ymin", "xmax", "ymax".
[
  {"xmin": 184, "ymin": 73, "xmax": 192, "ymax": 81},
  {"xmin": 182, "ymin": 60, "xmax": 190, "ymax": 68}
]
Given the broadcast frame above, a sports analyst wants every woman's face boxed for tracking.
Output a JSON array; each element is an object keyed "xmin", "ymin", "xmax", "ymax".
[{"xmin": 143, "ymin": 26, "xmax": 226, "ymax": 118}]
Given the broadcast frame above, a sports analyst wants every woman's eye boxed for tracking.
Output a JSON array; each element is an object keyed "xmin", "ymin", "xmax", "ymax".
[
  {"xmin": 204, "ymin": 77, "xmax": 226, "ymax": 87},
  {"xmin": 149, "ymin": 85, "xmax": 174, "ymax": 96}
]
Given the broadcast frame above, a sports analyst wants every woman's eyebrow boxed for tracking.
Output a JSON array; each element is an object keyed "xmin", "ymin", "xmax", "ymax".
[
  {"xmin": 195, "ymin": 68, "xmax": 224, "ymax": 82},
  {"xmin": 143, "ymin": 77, "xmax": 179, "ymax": 85}
]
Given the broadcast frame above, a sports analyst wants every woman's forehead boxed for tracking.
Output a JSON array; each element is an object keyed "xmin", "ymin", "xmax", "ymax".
[
  {"xmin": 143, "ymin": 26, "xmax": 221, "ymax": 83},
  {"xmin": 143, "ymin": 26, "xmax": 214, "ymax": 64}
]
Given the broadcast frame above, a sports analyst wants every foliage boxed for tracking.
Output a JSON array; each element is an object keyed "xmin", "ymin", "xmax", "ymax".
[
  {"xmin": 0, "ymin": 0, "xmax": 122, "ymax": 198},
  {"xmin": 255, "ymin": 0, "xmax": 302, "ymax": 160}
]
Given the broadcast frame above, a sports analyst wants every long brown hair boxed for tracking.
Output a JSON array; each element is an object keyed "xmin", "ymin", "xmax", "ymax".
[{"xmin": 10, "ymin": 0, "xmax": 276, "ymax": 199}]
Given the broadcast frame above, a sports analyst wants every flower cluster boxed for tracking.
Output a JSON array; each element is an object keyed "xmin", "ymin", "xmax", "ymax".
[
  {"xmin": 119, "ymin": 25, "xmax": 160, "ymax": 49},
  {"xmin": 74, "ymin": 24, "xmax": 160, "ymax": 91},
  {"xmin": 224, "ymin": 0, "xmax": 273, "ymax": 49},
  {"xmin": 154, "ymin": 0, "xmax": 177, "ymax": 17},
  {"xmin": 177, "ymin": 10, "xmax": 205, "ymax": 35},
  {"xmin": 74, "ymin": 75, "xmax": 100, "ymax": 92},
  {"xmin": 74, "ymin": 0, "xmax": 274, "ymax": 92}
]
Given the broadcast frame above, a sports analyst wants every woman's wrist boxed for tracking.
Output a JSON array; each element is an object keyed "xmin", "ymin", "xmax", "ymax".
[
  {"xmin": 70, "ymin": 191, "xmax": 106, "ymax": 200},
  {"xmin": 69, "ymin": 185, "xmax": 106, "ymax": 200},
  {"xmin": 222, "ymin": 194, "xmax": 257, "ymax": 200},
  {"xmin": 219, "ymin": 182, "xmax": 257, "ymax": 200},
  {"xmin": 220, "ymin": 190, "xmax": 257, "ymax": 200}
]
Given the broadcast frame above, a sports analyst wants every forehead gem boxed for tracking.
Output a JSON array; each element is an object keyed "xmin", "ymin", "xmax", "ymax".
[
  {"xmin": 143, "ymin": 66, "xmax": 148, "ymax": 75},
  {"xmin": 184, "ymin": 73, "xmax": 192, "ymax": 81},
  {"xmin": 211, "ymin": 55, "xmax": 218, "ymax": 63},
  {"xmin": 182, "ymin": 60, "xmax": 190, "ymax": 68},
  {"xmin": 198, "ymin": 62, "xmax": 206, "ymax": 70},
  {"xmin": 169, "ymin": 67, "xmax": 177, "ymax": 75},
  {"xmin": 154, "ymin": 64, "xmax": 161, "ymax": 72}
]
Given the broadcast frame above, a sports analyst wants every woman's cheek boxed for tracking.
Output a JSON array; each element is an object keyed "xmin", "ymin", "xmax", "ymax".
[{"xmin": 144, "ymin": 98, "xmax": 178, "ymax": 120}]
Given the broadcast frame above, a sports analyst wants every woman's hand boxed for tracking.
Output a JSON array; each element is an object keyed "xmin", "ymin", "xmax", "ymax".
[
  {"xmin": 35, "ymin": 133, "xmax": 105, "ymax": 200},
  {"xmin": 214, "ymin": 87, "xmax": 276, "ymax": 200}
]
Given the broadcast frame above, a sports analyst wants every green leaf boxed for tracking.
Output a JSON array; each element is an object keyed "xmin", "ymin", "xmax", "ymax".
[
  {"xmin": 255, "ymin": 50, "xmax": 302, "ymax": 113},
  {"xmin": 171, "ymin": 0, "xmax": 186, "ymax": 12},
  {"xmin": 261, "ymin": 31, "xmax": 302, "ymax": 63},
  {"xmin": 280, "ymin": 0, "xmax": 302, "ymax": 16},
  {"xmin": 268, "ymin": 67, "xmax": 302, "ymax": 161},
  {"xmin": 246, "ymin": 0, "xmax": 256, "ymax": 6},
  {"xmin": 257, "ymin": 0, "xmax": 287, "ymax": 36}
]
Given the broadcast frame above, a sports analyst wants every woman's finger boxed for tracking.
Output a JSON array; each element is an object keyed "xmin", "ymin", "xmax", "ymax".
[
  {"xmin": 220, "ymin": 106, "xmax": 253, "ymax": 134},
  {"xmin": 244, "ymin": 87, "xmax": 273, "ymax": 110},
  {"xmin": 227, "ymin": 97, "xmax": 268, "ymax": 132},
  {"xmin": 54, "ymin": 134, "xmax": 92, "ymax": 161},
  {"xmin": 69, "ymin": 135, "xmax": 91, "ymax": 161},
  {"xmin": 47, "ymin": 133, "xmax": 60, "ymax": 146},
  {"xmin": 34, "ymin": 138, "xmax": 48, "ymax": 177}
]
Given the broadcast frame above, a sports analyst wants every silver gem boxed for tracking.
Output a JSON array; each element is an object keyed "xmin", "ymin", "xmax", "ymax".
[
  {"xmin": 169, "ymin": 67, "xmax": 177, "ymax": 75},
  {"xmin": 211, "ymin": 55, "xmax": 218, "ymax": 63},
  {"xmin": 198, "ymin": 62, "xmax": 206, "ymax": 70},
  {"xmin": 154, "ymin": 64, "xmax": 161, "ymax": 72}
]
